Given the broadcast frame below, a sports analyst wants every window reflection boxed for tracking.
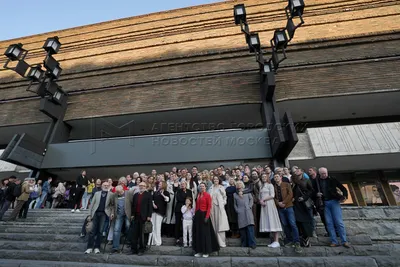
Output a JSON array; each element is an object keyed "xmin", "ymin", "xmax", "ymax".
[
  {"xmin": 360, "ymin": 182, "xmax": 384, "ymax": 205},
  {"xmin": 389, "ymin": 182, "xmax": 400, "ymax": 204},
  {"xmin": 340, "ymin": 184, "xmax": 354, "ymax": 205}
]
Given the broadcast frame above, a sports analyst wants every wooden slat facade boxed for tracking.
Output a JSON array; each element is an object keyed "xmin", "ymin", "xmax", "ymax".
[{"xmin": 0, "ymin": 0, "xmax": 399, "ymax": 126}]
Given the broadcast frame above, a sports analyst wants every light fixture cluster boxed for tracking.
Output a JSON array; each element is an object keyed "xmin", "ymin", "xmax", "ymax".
[
  {"xmin": 234, "ymin": 0, "xmax": 305, "ymax": 100},
  {"xmin": 3, "ymin": 36, "xmax": 66, "ymax": 106}
]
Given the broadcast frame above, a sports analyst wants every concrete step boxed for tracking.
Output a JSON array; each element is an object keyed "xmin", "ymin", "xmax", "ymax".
[
  {"xmin": 0, "ymin": 259, "xmax": 158, "ymax": 267},
  {"xmin": 0, "ymin": 226, "xmax": 81, "ymax": 234},
  {"xmin": 0, "ymin": 249, "xmax": 399, "ymax": 267},
  {"xmin": 0, "ymin": 235, "xmax": 374, "ymax": 252}
]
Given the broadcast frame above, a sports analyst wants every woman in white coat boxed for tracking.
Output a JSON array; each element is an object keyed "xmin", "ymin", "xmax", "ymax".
[
  {"xmin": 208, "ymin": 176, "xmax": 230, "ymax": 247},
  {"xmin": 259, "ymin": 173, "xmax": 282, "ymax": 247}
]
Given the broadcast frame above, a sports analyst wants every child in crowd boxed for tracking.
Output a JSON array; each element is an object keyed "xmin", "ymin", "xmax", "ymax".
[{"xmin": 181, "ymin": 197, "xmax": 194, "ymax": 247}]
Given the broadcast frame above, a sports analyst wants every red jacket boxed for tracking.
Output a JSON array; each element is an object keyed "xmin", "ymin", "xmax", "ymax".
[
  {"xmin": 196, "ymin": 191, "xmax": 211, "ymax": 219},
  {"xmin": 111, "ymin": 185, "xmax": 128, "ymax": 193}
]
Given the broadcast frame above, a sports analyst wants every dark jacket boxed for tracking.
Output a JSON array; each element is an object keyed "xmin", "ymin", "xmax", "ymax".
[
  {"xmin": 132, "ymin": 191, "xmax": 153, "ymax": 221},
  {"xmin": 5, "ymin": 182, "xmax": 16, "ymax": 202},
  {"xmin": 311, "ymin": 176, "xmax": 348, "ymax": 201},
  {"xmin": 153, "ymin": 190, "xmax": 171, "ymax": 216},
  {"xmin": 174, "ymin": 188, "xmax": 192, "ymax": 213},
  {"xmin": 292, "ymin": 180, "xmax": 313, "ymax": 222},
  {"xmin": 76, "ymin": 175, "xmax": 89, "ymax": 188}
]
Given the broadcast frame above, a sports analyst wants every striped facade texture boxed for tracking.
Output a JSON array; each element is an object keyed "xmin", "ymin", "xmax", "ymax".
[{"xmin": 0, "ymin": 0, "xmax": 399, "ymax": 127}]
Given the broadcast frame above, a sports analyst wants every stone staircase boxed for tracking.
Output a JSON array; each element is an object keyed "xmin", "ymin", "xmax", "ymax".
[{"xmin": 0, "ymin": 206, "xmax": 399, "ymax": 267}]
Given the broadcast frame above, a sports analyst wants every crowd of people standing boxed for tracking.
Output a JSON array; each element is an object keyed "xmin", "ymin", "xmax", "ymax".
[{"xmin": 0, "ymin": 163, "xmax": 351, "ymax": 257}]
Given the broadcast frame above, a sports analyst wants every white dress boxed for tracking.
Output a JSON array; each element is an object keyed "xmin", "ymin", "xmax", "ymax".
[{"xmin": 259, "ymin": 183, "xmax": 282, "ymax": 232}]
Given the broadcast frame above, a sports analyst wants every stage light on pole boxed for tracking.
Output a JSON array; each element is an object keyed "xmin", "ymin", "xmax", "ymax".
[
  {"xmin": 272, "ymin": 30, "xmax": 288, "ymax": 50},
  {"xmin": 43, "ymin": 36, "xmax": 61, "ymax": 55},
  {"xmin": 52, "ymin": 88, "xmax": 66, "ymax": 105},
  {"xmin": 248, "ymin": 33, "xmax": 261, "ymax": 52},
  {"xmin": 234, "ymin": 4, "xmax": 246, "ymax": 25},
  {"xmin": 260, "ymin": 61, "xmax": 276, "ymax": 100},
  {"xmin": 44, "ymin": 55, "xmax": 62, "ymax": 79},
  {"xmin": 27, "ymin": 65, "xmax": 45, "ymax": 82},
  {"xmin": 288, "ymin": 0, "xmax": 305, "ymax": 18},
  {"xmin": 4, "ymin": 43, "xmax": 25, "ymax": 61}
]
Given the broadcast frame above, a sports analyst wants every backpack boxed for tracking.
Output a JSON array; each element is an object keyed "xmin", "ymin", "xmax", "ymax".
[{"xmin": 13, "ymin": 185, "xmax": 22, "ymax": 198}]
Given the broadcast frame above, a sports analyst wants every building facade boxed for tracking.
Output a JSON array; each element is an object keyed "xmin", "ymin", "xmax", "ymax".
[{"xmin": 0, "ymin": 0, "xmax": 399, "ymax": 205}]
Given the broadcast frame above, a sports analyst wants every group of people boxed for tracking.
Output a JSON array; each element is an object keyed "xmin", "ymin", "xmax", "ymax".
[
  {"xmin": 76, "ymin": 164, "xmax": 350, "ymax": 257},
  {"xmin": 0, "ymin": 171, "xmax": 98, "ymax": 221}
]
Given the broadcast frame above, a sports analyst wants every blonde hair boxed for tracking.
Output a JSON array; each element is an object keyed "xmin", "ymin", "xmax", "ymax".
[{"xmin": 236, "ymin": 181, "xmax": 245, "ymax": 189}]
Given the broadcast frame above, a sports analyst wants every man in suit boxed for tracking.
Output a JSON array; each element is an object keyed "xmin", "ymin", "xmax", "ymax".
[
  {"xmin": 127, "ymin": 182, "xmax": 152, "ymax": 256},
  {"xmin": 85, "ymin": 181, "xmax": 114, "ymax": 254}
]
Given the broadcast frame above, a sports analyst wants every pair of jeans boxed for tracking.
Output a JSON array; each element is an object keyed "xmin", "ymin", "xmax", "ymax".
[
  {"xmin": 0, "ymin": 200, "xmax": 11, "ymax": 220},
  {"xmin": 278, "ymin": 207, "xmax": 300, "ymax": 243},
  {"xmin": 324, "ymin": 200, "xmax": 347, "ymax": 244},
  {"xmin": 239, "ymin": 225, "xmax": 256, "ymax": 247},
  {"xmin": 82, "ymin": 191, "xmax": 89, "ymax": 209},
  {"xmin": 87, "ymin": 211, "xmax": 107, "ymax": 249},
  {"xmin": 35, "ymin": 192, "xmax": 48, "ymax": 209},
  {"xmin": 19, "ymin": 198, "xmax": 32, "ymax": 218},
  {"xmin": 8, "ymin": 200, "xmax": 26, "ymax": 221},
  {"xmin": 112, "ymin": 214, "xmax": 131, "ymax": 250}
]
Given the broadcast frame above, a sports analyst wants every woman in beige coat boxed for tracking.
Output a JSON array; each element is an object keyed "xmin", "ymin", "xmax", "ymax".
[
  {"xmin": 52, "ymin": 182, "xmax": 66, "ymax": 209},
  {"xmin": 208, "ymin": 176, "xmax": 230, "ymax": 247}
]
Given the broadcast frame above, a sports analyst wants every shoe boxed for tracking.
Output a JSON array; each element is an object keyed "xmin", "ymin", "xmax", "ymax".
[
  {"xmin": 312, "ymin": 231, "xmax": 318, "ymax": 238},
  {"xmin": 343, "ymin": 242, "xmax": 351, "ymax": 248},
  {"xmin": 250, "ymin": 245, "xmax": 256, "ymax": 249},
  {"xmin": 94, "ymin": 248, "xmax": 100, "ymax": 254},
  {"xmin": 76, "ymin": 209, "xmax": 81, "ymax": 213},
  {"xmin": 84, "ymin": 249, "xmax": 93, "ymax": 254},
  {"xmin": 284, "ymin": 242, "xmax": 294, "ymax": 248},
  {"xmin": 138, "ymin": 251, "xmax": 144, "ymax": 256},
  {"xmin": 329, "ymin": 243, "xmax": 339, "ymax": 247},
  {"xmin": 71, "ymin": 209, "xmax": 75, "ymax": 213},
  {"xmin": 269, "ymin": 241, "xmax": 280, "ymax": 248},
  {"xmin": 294, "ymin": 243, "xmax": 303, "ymax": 253},
  {"xmin": 110, "ymin": 249, "xmax": 120, "ymax": 254},
  {"xmin": 303, "ymin": 237, "xmax": 311, "ymax": 247},
  {"xmin": 107, "ymin": 240, "xmax": 113, "ymax": 245},
  {"xmin": 126, "ymin": 251, "xmax": 136, "ymax": 255},
  {"xmin": 183, "ymin": 245, "xmax": 188, "ymax": 248},
  {"xmin": 194, "ymin": 253, "xmax": 203, "ymax": 257},
  {"xmin": 202, "ymin": 254, "xmax": 209, "ymax": 258},
  {"xmin": 80, "ymin": 233, "xmax": 85, "ymax": 238}
]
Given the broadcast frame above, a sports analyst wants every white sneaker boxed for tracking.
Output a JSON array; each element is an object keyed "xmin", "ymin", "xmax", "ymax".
[
  {"xmin": 270, "ymin": 241, "xmax": 280, "ymax": 248},
  {"xmin": 84, "ymin": 249, "xmax": 92, "ymax": 254},
  {"xmin": 71, "ymin": 209, "xmax": 75, "ymax": 213},
  {"xmin": 94, "ymin": 248, "xmax": 100, "ymax": 254},
  {"xmin": 202, "ymin": 254, "xmax": 209, "ymax": 258},
  {"xmin": 76, "ymin": 209, "xmax": 81, "ymax": 213},
  {"xmin": 194, "ymin": 253, "xmax": 203, "ymax": 257},
  {"xmin": 184, "ymin": 244, "xmax": 188, "ymax": 248}
]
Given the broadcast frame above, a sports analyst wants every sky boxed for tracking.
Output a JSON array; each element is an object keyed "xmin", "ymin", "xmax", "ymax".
[{"xmin": 0, "ymin": 0, "xmax": 223, "ymax": 41}]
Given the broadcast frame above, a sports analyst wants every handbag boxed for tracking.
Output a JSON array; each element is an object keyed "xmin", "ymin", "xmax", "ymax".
[
  {"xmin": 144, "ymin": 221, "xmax": 153, "ymax": 234},
  {"xmin": 298, "ymin": 184, "xmax": 314, "ymax": 209}
]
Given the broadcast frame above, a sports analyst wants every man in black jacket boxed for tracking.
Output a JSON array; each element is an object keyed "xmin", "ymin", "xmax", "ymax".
[
  {"xmin": 0, "ymin": 176, "xmax": 17, "ymax": 221},
  {"xmin": 128, "ymin": 182, "xmax": 153, "ymax": 256},
  {"xmin": 317, "ymin": 167, "xmax": 350, "ymax": 248},
  {"xmin": 71, "ymin": 170, "xmax": 89, "ymax": 213}
]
